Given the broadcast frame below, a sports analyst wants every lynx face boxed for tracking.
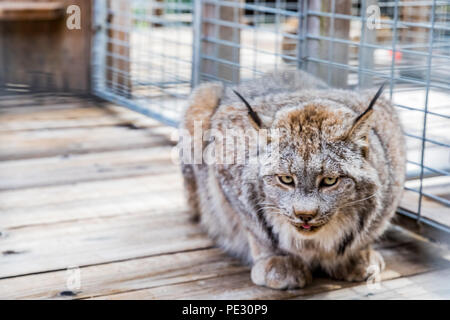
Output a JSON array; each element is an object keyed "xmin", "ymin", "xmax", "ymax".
[{"xmin": 258, "ymin": 102, "xmax": 379, "ymax": 238}]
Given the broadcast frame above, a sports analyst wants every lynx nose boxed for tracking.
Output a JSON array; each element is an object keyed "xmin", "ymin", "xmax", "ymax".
[{"xmin": 294, "ymin": 210, "xmax": 317, "ymax": 222}]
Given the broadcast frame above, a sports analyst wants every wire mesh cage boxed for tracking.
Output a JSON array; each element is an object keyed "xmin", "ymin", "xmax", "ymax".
[
  {"xmin": 92, "ymin": 0, "xmax": 194, "ymax": 126},
  {"xmin": 92, "ymin": 0, "xmax": 450, "ymax": 235}
]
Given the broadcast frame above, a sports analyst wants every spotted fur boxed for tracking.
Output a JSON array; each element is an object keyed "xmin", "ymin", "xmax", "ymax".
[{"xmin": 179, "ymin": 70, "xmax": 406, "ymax": 289}]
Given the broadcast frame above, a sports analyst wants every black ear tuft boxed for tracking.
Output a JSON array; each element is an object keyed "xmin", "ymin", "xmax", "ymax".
[
  {"xmin": 347, "ymin": 81, "xmax": 387, "ymax": 139},
  {"xmin": 353, "ymin": 81, "xmax": 387, "ymax": 126},
  {"xmin": 233, "ymin": 90, "xmax": 262, "ymax": 128},
  {"xmin": 345, "ymin": 82, "xmax": 387, "ymax": 159}
]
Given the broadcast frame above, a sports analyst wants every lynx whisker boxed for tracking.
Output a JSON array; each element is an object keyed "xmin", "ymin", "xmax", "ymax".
[
  {"xmin": 261, "ymin": 207, "xmax": 292, "ymax": 219},
  {"xmin": 338, "ymin": 193, "xmax": 377, "ymax": 209},
  {"xmin": 256, "ymin": 204, "xmax": 280, "ymax": 214}
]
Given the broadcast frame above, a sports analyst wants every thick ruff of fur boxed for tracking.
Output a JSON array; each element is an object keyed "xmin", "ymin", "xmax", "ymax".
[{"xmin": 179, "ymin": 70, "xmax": 406, "ymax": 289}]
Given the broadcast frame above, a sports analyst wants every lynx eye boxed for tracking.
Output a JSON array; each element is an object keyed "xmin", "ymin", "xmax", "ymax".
[
  {"xmin": 278, "ymin": 175, "xmax": 294, "ymax": 185},
  {"xmin": 321, "ymin": 177, "xmax": 338, "ymax": 187}
]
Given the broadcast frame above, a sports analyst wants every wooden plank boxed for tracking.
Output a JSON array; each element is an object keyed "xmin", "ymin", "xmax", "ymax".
[
  {"xmin": 0, "ymin": 248, "xmax": 246, "ymax": 299},
  {"xmin": 0, "ymin": 209, "xmax": 212, "ymax": 279},
  {"xmin": 2, "ymin": 227, "xmax": 448, "ymax": 300},
  {"xmin": 0, "ymin": 146, "xmax": 178, "ymax": 190},
  {"xmin": 90, "ymin": 237, "xmax": 450, "ymax": 299},
  {"xmin": 0, "ymin": 172, "xmax": 184, "ymax": 229},
  {"xmin": 0, "ymin": 104, "xmax": 166, "ymax": 132},
  {"xmin": 302, "ymin": 268, "xmax": 450, "ymax": 300},
  {"xmin": 0, "ymin": 93, "xmax": 92, "ymax": 108},
  {"xmin": 0, "ymin": 106, "xmax": 146, "ymax": 132},
  {"xmin": 0, "ymin": 124, "xmax": 174, "ymax": 161},
  {"xmin": 0, "ymin": 94, "xmax": 169, "ymax": 133},
  {"xmin": 0, "ymin": 2, "xmax": 65, "ymax": 21},
  {"xmin": 0, "ymin": 101, "xmax": 99, "ymax": 113}
]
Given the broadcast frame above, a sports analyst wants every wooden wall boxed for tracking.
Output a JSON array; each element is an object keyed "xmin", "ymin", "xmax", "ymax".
[{"xmin": 0, "ymin": 0, "xmax": 92, "ymax": 93}]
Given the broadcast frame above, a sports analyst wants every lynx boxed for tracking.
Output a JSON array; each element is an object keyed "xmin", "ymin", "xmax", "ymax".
[{"xmin": 179, "ymin": 70, "xmax": 406, "ymax": 289}]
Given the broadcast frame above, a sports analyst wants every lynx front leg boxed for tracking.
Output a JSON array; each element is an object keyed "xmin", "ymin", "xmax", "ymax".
[
  {"xmin": 181, "ymin": 164, "xmax": 200, "ymax": 222},
  {"xmin": 247, "ymin": 233, "xmax": 312, "ymax": 289},
  {"xmin": 331, "ymin": 247, "xmax": 385, "ymax": 282},
  {"xmin": 179, "ymin": 83, "xmax": 223, "ymax": 222}
]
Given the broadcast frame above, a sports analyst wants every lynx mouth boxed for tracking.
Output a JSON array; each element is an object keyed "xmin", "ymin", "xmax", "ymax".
[{"xmin": 290, "ymin": 221, "xmax": 324, "ymax": 233}]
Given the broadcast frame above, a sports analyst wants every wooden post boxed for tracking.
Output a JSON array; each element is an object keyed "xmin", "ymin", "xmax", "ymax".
[
  {"xmin": 0, "ymin": 16, "xmax": 4, "ymax": 91},
  {"xmin": 201, "ymin": 0, "xmax": 241, "ymax": 83},
  {"xmin": 0, "ymin": 0, "xmax": 92, "ymax": 93},
  {"xmin": 152, "ymin": 0, "xmax": 164, "ymax": 27},
  {"xmin": 106, "ymin": 0, "xmax": 132, "ymax": 97},
  {"xmin": 306, "ymin": 0, "xmax": 351, "ymax": 88},
  {"xmin": 359, "ymin": 0, "xmax": 378, "ymax": 88}
]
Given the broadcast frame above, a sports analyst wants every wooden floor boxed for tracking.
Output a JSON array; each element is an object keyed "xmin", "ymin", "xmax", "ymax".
[{"xmin": 1, "ymin": 93, "xmax": 450, "ymax": 300}]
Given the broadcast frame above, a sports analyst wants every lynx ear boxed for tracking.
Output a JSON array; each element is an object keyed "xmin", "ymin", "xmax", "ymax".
[
  {"xmin": 233, "ymin": 90, "xmax": 262, "ymax": 129},
  {"xmin": 346, "ymin": 82, "xmax": 386, "ymax": 158}
]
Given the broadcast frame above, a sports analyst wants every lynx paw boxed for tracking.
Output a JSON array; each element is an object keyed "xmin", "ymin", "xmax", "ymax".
[
  {"xmin": 334, "ymin": 249, "xmax": 385, "ymax": 282},
  {"xmin": 251, "ymin": 255, "xmax": 312, "ymax": 290}
]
